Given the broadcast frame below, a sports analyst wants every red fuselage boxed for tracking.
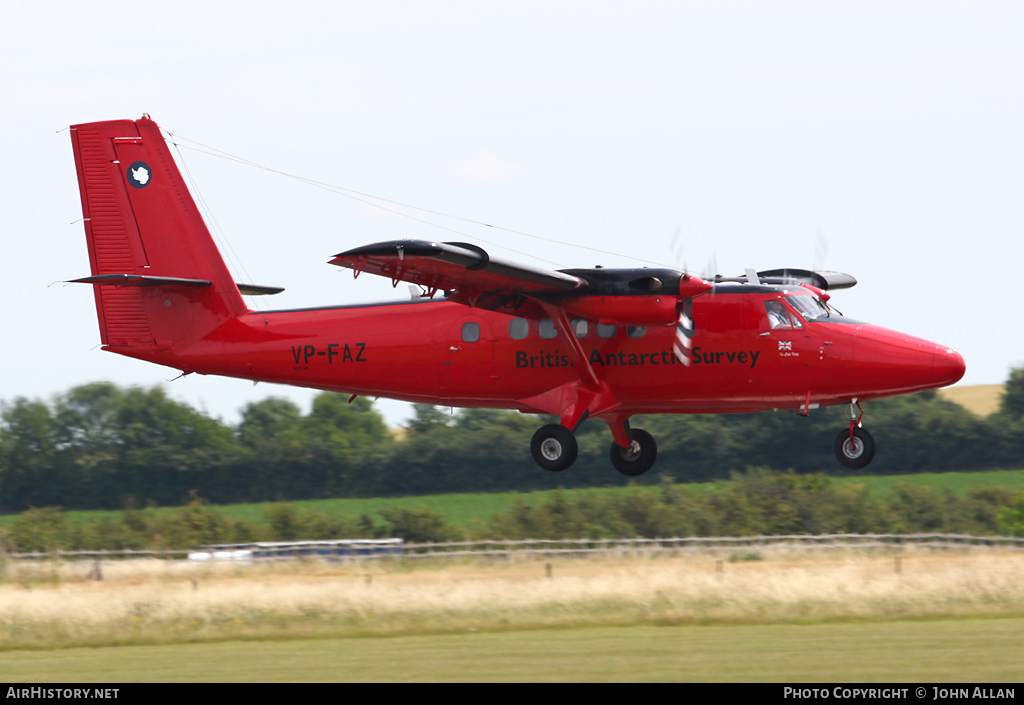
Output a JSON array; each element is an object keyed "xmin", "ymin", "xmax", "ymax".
[{"xmin": 115, "ymin": 284, "xmax": 965, "ymax": 416}]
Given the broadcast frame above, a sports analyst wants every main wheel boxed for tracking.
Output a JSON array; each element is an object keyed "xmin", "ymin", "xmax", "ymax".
[
  {"xmin": 834, "ymin": 427, "xmax": 875, "ymax": 469},
  {"xmin": 610, "ymin": 428, "xmax": 658, "ymax": 476},
  {"xmin": 531, "ymin": 424, "xmax": 578, "ymax": 472}
]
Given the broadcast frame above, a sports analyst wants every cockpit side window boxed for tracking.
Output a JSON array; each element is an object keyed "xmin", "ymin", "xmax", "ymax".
[{"xmin": 764, "ymin": 300, "xmax": 796, "ymax": 330}]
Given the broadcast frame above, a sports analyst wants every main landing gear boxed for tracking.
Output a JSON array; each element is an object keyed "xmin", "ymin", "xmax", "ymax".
[
  {"xmin": 530, "ymin": 421, "xmax": 658, "ymax": 476},
  {"xmin": 834, "ymin": 399, "xmax": 875, "ymax": 469},
  {"xmin": 530, "ymin": 424, "xmax": 578, "ymax": 472},
  {"xmin": 609, "ymin": 429, "xmax": 658, "ymax": 477}
]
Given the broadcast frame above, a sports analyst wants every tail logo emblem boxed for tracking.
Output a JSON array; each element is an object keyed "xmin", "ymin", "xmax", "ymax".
[{"xmin": 126, "ymin": 161, "xmax": 151, "ymax": 188}]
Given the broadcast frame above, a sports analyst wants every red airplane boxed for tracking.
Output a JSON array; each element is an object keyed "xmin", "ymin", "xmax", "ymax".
[{"xmin": 67, "ymin": 117, "xmax": 966, "ymax": 477}]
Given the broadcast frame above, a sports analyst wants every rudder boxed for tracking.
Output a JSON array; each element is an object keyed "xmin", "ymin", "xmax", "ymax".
[{"xmin": 70, "ymin": 116, "xmax": 247, "ymax": 351}]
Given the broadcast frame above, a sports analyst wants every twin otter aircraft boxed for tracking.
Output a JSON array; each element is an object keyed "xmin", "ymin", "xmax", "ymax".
[{"xmin": 68, "ymin": 117, "xmax": 965, "ymax": 477}]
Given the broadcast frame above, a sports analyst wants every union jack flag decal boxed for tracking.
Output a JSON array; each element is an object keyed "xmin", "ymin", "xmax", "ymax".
[{"xmin": 778, "ymin": 341, "xmax": 792, "ymax": 351}]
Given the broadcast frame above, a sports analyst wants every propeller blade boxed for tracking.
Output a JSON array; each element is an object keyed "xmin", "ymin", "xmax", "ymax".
[
  {"xmin": 813, "ymin": 227, "xmax": 829, "ymax": 273},
  {"xmin": 670, "ymin": 225, "xmax": 685, "ymax": 271},
  {"xmin": 673, "ymin": 299, "xmax": 695, "ymax": 366}
]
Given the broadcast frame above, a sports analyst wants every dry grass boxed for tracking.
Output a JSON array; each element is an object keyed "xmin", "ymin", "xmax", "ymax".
[
  {"xmin": 2, "ymin": 550, "xmax": 1023, "ymax": 650},
  {"xmin": 938, "ymin": 384, "xmax": 1004, "ymax": 416}
]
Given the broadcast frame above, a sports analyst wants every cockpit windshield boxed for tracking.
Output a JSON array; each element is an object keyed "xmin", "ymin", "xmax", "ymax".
[{"xmin": 786, "ymin": 293, "xmax": 830, "ymax": 321}]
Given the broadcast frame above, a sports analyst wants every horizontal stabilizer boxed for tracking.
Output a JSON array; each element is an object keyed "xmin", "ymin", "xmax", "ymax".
[
  {"xmin": 68, "ymin": 274, "xmax": 212, "ymax": 288},
  {"xmin": 236, "ymin": 283, "xmax": 284, "ymax": 296}
]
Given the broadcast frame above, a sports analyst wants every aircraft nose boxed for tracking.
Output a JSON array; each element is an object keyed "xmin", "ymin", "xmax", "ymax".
[{"xmin": 933, "ymin": 347, "xmax": 966, "ymax": 387}]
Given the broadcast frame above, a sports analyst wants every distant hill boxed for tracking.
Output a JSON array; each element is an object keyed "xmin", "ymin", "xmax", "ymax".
[{"xmin": 938, "ymin": 384, "xmax": 1004, "ymax": 416}]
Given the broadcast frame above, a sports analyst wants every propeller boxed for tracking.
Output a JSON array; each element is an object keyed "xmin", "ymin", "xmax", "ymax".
[
  {"xmin": 813, "ymin": 226, "xmax": 829, "ymax": 273},
  {"xmin": 673, "ymin": 299, "xmax": 695, "ymax": 366},
  {"xmin": 670, "ymin": 225, "xmax": 687, "ymax": 274},
  {"xmin": 668, "ymin": 227, "xmax": 710, "ymax": 367},
  {"xmin": 699, "ymin": 253, "xmax": 718, "ymax": 282}
]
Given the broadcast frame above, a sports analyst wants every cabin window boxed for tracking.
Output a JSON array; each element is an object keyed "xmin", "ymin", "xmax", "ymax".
[
  {"xmin": 539, "ymin": 318, "xmax": 558, "ymax": 339},
  {"xmin": 764, "ymin": 300, "xmax": 800, "ymax": 330},
  {"xmin": 571, "ymin": 318, "xmax": 588, "ymax": 338},
  {"xmin": 509, "ymin": 318, "xmax": 529, "ymax": 340},
  {"xmin": 462, "ymin": 321, "xmax": 481, "ymax": 342},
  {"xmin": 597, "ymin": 323, "xmax": 616, "ymax": 339},
  {"xmin": 627, "ymin": 326, "xmax": 646, "ymax": 339}
]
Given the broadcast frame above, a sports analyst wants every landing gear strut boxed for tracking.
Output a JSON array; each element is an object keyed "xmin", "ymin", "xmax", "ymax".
[
  {"xmin": 530, "ymin": 424, "xmax": 578, "ymax": 472},
  {"xmin": 834, "ymin": 399, "xmax": 875, "ymax": 469},
  {"xmin": 609, "ymin": 428, "xmax": 658, "ymax": 477}
]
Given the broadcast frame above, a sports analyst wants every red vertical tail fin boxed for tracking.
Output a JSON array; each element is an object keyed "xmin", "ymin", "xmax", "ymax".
[{"xmin": 69, "ymin": 116, "xmax": 247, "ymax": 351}]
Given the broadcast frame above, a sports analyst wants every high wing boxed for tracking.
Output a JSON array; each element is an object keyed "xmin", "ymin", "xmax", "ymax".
[{"xmin": 330, "ymin": 239, "xmax": 586, "ymax": 309}]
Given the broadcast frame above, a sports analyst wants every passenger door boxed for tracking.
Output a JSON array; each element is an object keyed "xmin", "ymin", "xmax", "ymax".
[{"xmin": 440, "ymin": 315, "xmax": 497, "ymax": 400}]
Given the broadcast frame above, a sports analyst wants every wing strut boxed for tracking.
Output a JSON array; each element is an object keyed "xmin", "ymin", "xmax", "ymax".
[
  {"xmin": 517, "ymin": 301, "xmax": 621, "ymax": 431},
  {"xmin": 537, "ymin": 302, "xmax": 600, "ymax": 386}
]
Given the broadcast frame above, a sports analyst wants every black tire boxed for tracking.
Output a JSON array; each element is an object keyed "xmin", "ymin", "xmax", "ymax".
[
  {"xmin": 531, "ymin": 424, "xmax": 578, "ymax": 472},
  {"xmin": 610, "ymin": 428, "xmax": 658, "ymax": 477},
  {"xmin": 834, "ymin": 427, "xmax": 875, "ymax": 469}
]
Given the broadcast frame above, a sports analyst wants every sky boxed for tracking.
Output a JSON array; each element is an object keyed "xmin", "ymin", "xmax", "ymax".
[{"xmin": 2, "ymin": 1, "xmax": 1022, "ymax": 427}]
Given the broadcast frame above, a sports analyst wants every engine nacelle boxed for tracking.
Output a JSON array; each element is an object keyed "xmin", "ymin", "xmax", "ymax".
[{"xmin": 558, "ymin": 275, "xmax": 711, "ymax": 325}]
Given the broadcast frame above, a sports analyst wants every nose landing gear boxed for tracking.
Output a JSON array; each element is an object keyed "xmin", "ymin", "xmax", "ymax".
[{"xmin": 834, "ymin": 399, "xmax": 875, "ymax": 469}]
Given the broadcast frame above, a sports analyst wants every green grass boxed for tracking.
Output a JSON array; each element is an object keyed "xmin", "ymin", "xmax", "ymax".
[
  {"xmin": 2, "ymin": 468, "xmax": 1023, "ymax": 532},
  {"xmin": 0, "ymin": 486, "xmax": 651, "ymax": 531},
  {"xmin": 1, "ymin": 619, "xmax": 1022, "ymax": 682},
  {"xmin": 833, "ymin": 469, "xmax": 1024, "ymax": 498}
]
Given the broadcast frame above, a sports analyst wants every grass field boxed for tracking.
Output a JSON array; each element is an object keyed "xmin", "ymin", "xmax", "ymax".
[
  {"xmin": 834, "ymin": 468, "xmax": 1024, "ymax": 498},
  {"xmin": 938, "ymin": 384, "xmax": 1004, "ymax": 416},
  {"xmin": 2, "ymin": 550, "xmax": 1023, "ymax": 653},
  {"xmin": 2, "ymin": 618, "xmax": 1023, "ymax": 682},
  {"xmin": 2, "ymin": 468, "xmax": 1023, "ymax": 532}
]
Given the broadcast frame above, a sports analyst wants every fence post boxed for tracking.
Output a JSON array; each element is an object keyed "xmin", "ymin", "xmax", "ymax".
[{"xmin": 87, "ymin": 559, "xmax": 102, "ymax": 581}]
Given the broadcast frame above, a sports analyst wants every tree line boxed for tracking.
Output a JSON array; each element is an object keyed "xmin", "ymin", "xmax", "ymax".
[
  {"xmin": 4, "ymin": 470, "xmax": 1023, "ymax": 552},
  {"xmin": 1, "ymin": 368, "xmax": 1023, "ymax": 512}
]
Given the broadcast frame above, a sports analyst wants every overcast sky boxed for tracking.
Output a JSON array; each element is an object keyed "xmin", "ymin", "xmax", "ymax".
[{"xmin": 3, "ymin": 1, "xmax": 1022, "ymax": 427}]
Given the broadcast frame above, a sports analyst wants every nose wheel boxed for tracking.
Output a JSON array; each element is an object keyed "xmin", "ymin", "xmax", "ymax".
[
  {"xmin": 835, "ymin": 427, "xmax": 875, "ymax": 469},
  {"xmin": 610, "ymin": 428, "xmax": 658, "ymax": 476},
  {"xmin": 834, "ymin": 400, "xmax": 874, "ymax": 469},
  {"xmin": 530, "ymin": 424, "xmax": 579, "ymax": 472}
]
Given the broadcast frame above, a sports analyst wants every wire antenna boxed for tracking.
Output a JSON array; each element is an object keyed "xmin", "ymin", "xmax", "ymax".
[{"xmin": 164, "ymin": 130, "xmax": 672, "ymax": 269}]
